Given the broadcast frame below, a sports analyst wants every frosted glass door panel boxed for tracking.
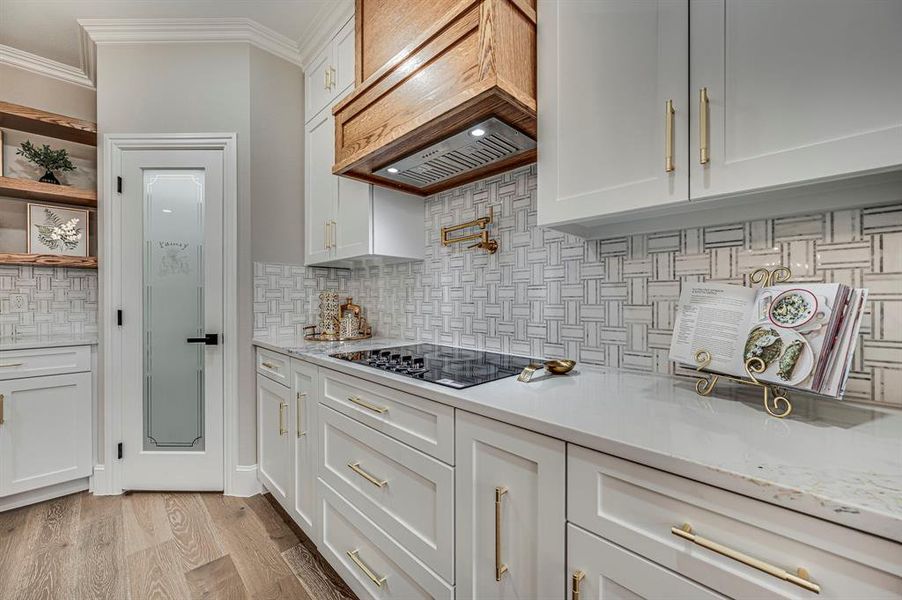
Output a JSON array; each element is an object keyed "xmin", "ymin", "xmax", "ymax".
[{"xmin": 143, "ymin": 170, "xmax": 205, "ymax": 451}]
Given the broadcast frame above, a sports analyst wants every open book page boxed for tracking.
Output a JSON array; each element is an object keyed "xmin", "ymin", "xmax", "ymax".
[{"xmin": 670, "ymin": 283, "xmax": 757, "ymax": 374}]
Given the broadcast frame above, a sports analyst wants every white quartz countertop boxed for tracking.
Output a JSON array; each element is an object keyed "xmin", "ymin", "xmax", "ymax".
[
  {"xmin": 254, "ymin": 334, "xmax": 902, "ymax": 542},
  {"xmin": 0, "ymin": 333, "xmax": 98, "ymax": 351}
]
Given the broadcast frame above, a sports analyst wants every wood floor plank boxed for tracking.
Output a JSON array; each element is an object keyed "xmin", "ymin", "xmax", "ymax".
[
  {"xmin": 0, "ymin": 503, "xmax": 33, "ymax": 599},
  {"xmin": 127, "ymin": 538, "xmax": 193, "ymax": 600},
  {"xmin": 122, "ymin": 491, "xmax": 174, "ymax": 556},
  {"xmin": 244, "ymin": 494, "xmax": 300, "ymax": 552},
  {"xmin": 76, "ymin": 505, "xmax": 128, "ymax": 600},
  {"xmin": 12, "ymin": 493, "xmax": 81, "ymax": 600},
  {"xmin": 162, "ymin": 493, "xmax": 225, "ymax": 571},
  {"xmin": 184, "ymin": 553, "xmax": 248, "ymax": 600},
  {"xmin": 78, "ymin": 492, "xmax": 121, "ymax": 524},
  {"xmin": 282, "ymin": 543, "xmax": 357, "ymax": 600},
  {"xmin": 200, "ymin": 494, "xmax": 311, "ymax": 600}
]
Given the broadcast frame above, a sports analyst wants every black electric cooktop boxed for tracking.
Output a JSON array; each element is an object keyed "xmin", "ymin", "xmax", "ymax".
[{"xmin": 330, "ymin": 343, "xmax": 536, "ymax": 389}]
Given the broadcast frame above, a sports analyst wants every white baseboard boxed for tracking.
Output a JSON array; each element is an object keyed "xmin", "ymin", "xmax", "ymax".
[
  {"xmin": 228, "ymin": 464, "xmax": 263, "ymax": 497},
  {"xmin": 0, "ymin": 478, "xmax": 90, "ymax": 512}
]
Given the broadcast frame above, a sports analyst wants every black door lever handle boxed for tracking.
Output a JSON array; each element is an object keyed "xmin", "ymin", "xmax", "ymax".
[{"xmin": 186, "ymin": 333, "xmax": 219, "ymax": 345}]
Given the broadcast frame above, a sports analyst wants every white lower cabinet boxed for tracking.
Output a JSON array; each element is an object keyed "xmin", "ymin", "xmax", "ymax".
[
  {"xmin": 291, "ymin": 359, "xmax": 318, "ymax": 538},
  {"xmin": 319, "ymin": 479, "xmax": 454, "ymax": 600},
  {"xmin": 455, "ymin": 410, "xmax": 566, "ymax": 599},
  {"xmin": 0, "ymin": 371, "xmax": 92, "ymax": 497},
  {"xmin": 255, "ymin": 349, "xmax": 902, "ymax": 600},
  {"xmin": 256, "ymin": 373, "xmax": 292, "ymax": 508},
  {"xmin": 568, "ymin": 523, "xmax": 724, "ymax": 600}
]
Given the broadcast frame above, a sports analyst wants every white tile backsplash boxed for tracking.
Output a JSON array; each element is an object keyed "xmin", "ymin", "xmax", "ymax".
[
  {"xmin": 0, "ymin": 265, "xmax": 98, "ymax": 337},
  {"xmin": 254, "ymin": 164, "xmax": 902, "ymax": 407}
]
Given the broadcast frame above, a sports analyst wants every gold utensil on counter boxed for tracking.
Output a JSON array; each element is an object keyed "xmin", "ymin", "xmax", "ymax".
[{"xmin": 544, "ymin": 359, "xmax": 576, "ymax": 374}]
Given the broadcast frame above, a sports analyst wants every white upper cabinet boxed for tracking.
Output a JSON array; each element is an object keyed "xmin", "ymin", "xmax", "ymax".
[
  {"xmin": 538, "ymin": 0, "xmax": 902, "ymax": 237},
  {"xmin": 303, "ymin": 15, "xmax": 424, "ymax": 268},
  {"xmin": 305, "ymin": 17, "xmax": 355, "ymax": 122},
  {"xmin": 333, "ymin": 18, "xmax": 357, "ymax": 93},
  {"xmin": 538, "ymin": 0, "xmax": 689, "ymax": 230},
  {"xmin": 690, "ymin": 0, "xmax": 902, "ymax": 200}
]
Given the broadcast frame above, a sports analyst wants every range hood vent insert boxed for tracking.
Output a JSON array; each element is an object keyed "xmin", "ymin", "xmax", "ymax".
[{"xmin": 374, "ymin": 118, "xmax": 536, "ymax": 189}]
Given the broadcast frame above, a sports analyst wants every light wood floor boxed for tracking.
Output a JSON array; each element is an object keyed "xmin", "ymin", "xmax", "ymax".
[{"xmin": 0, "ymin": 491, "xmax": 356, "ymax": 600}]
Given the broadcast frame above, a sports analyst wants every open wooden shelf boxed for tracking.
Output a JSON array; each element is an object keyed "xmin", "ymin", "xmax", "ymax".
[
  {"xmin": 0, "ymin": 176, "xmax": 96, "ymax": 207},
  {"xmin": 0, "ymin": 101, "xmax": 96, "ymax": 146},
  {"xmin": 0, "ymin": 253, "xmax": 97, "ymax": 269}
]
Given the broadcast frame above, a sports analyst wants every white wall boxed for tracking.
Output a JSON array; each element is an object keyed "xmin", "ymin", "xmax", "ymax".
[
  {"xmin": 250, "ymin": 46, "xmax": 305, "ymax": 265},
  {"xmin": 96, "ymin": 42, "xmax": 303, "ymax": 468}
]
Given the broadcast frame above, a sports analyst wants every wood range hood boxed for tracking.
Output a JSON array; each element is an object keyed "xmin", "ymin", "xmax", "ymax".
[{"xmin": 332, "ymin": 0, "xmax": 537, "ymax": 196}]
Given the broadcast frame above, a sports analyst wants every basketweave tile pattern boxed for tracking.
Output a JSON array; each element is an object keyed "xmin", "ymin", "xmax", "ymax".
[
  {"xmin": 254, "ymin": 165, "xmax": 902, "ymax": 407},
  {"xmin": 0, "ymin": 266, "xmax": 98, "ymax": 337}
]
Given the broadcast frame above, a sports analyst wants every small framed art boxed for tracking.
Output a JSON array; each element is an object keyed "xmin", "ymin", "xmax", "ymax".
[{"xmin": 27, "ymin": 203, "xmax": 89, "ymax": 257}]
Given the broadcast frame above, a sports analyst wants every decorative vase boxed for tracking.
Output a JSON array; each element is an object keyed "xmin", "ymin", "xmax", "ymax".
[
  {"xmin": 318, "ymin": 291, "xmax": 340, "ymax": 336},
  {"xmin": 39, "ymin": 170, "xmax": 60, "ymax": 185}
]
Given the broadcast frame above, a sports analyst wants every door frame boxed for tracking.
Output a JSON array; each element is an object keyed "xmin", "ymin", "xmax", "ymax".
[{"xmin": 95, "ymin": 133, "xmax": 239, "ymax": 495}]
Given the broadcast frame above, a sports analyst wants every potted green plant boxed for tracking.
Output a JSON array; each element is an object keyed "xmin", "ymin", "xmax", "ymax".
[{"xmin": 15, "ymin": 140, "xmax": 76, "ymax": 185}]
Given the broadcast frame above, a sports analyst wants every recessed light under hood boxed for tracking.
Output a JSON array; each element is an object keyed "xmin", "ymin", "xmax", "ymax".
[{"xmin": 373, "ymin": 118, "xmax": 536, "ymax": 190}]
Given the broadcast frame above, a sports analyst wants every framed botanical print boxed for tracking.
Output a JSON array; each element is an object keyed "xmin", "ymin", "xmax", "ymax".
[{"xmin": 27, "ymin": 203, "xmax": 90, "ymax": 257}]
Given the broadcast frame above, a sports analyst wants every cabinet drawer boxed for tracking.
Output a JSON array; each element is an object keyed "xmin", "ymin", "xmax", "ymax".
[
  {"xmin": 319, "ymin": 479, "xmax": 454, "ymax": 600},
  {"xmin": 0, "ymin": 345, "xmax": 90, "ymax": 380},
  {"xmin": 568, "ymin": 445, "xmax": 902, "ymax": 599},
  {"xmin": 320, "ymin": 369, "xmax": 454, "ymax": 464},
  {"xmin": 319, "ymin": 405, "xmax": 454, "ymax": 582},
  {"xmin": 256, "ymin": 348, "xmax": 289, "ymax": 385},
  {"xmin": 568, "ymin": 523, "xmax": 725, "ymax": 600}
]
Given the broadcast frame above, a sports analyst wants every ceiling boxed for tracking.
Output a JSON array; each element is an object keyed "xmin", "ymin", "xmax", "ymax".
[{"xmin": 0, "ymin": 0, "xmax": 334, "ymax": 68}]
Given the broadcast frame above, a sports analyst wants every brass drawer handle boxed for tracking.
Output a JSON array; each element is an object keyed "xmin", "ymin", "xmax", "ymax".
[
  {"xmin": 261, "ymin": 361, "xmax": 277, "ymax": 370},
  {"xmin": 278, "ymin": 402, "xmax": 287, "ymax": 436},
  {"xmin": 665, "ymin": 99, "xmax": 675, "ymax": 172},
  {"xmin": 572, "ymin": 570, "xmax": 585, "ymax": 600},
  {"xmin": 0, "ymin": 363, "xmax": 24, "ymax": 368},
  {"xmin": 0, "ymin": 393, "xmax": 4, "ymax": 425},
  {"xmin": 347, "ymin": 395, "xmax": 388, "ymax": 414},
  {"xmin": 672, "ymin": 523, "xmax": 820, "ymax": 593},
  {"xmin": 296, "ymin": 392, "xmax": 306, "ymax": 437},
  {"xmin": 348, "ymin": 462, "xmax": 388, "ymax": 488},
  {"xmin": 347, "ymin": 549, "xmax": 386, "ymax": 587},
  {"xmin": 495, "ymin": 486, "xmax": 509, "ymax": 581},
  {"xmin": 699, "ymin": 87, "xmax": 710, "ymax": 164}
]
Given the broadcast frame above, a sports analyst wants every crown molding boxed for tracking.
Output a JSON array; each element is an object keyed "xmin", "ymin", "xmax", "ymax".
[
  {"xmin": 77, "ymin": 17, "xmax": 303, "ymax": 71},
  {"xmin": 297, "ymin": 0, "xmax": 355, "ymax": 70},
  {"xmin": 0, "ymin": 44, "xmax": 95, "ymax": 89}
]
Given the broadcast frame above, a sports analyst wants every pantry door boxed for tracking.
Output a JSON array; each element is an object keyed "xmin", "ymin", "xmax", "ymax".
[{"xmin": 119, "ymin": 148, "xmax": 224, "ymax": 490}]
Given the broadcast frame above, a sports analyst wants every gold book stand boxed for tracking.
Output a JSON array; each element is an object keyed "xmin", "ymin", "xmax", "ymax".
[{"xmin": 692, "ymin": 266, "xmax": 794, "ymax": 418}]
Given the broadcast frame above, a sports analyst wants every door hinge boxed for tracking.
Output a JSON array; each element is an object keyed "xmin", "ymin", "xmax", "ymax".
[
  {"xmin": 117, "ymin": 442, "xmax": 123, "ymax": 460},
  {"xmin": 117, "ymin": 176, "xmax": 123, "ymax": 194},
  {"xmin": 116, "ymin": 310, "xmax": 123, "ymax": 326}
]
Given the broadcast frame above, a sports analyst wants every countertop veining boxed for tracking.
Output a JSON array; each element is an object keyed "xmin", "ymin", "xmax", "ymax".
[{"xmin": 253, "ymin": 334, "xmax": 902, "ymax": 542}]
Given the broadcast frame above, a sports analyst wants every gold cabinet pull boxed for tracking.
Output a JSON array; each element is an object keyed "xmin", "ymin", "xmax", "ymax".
[
  {"xmin": 572, "ymin": 570, "xmax": 586, "ymax": 600},
  {"xmin": 0, "ymin": 393, "xmax": 4, "ymax": 425},
  {"xmin": 261, "ymin": 361, "xmax": 276, "ymax": 369},
  {"xmin": 329, "ymin": 66, "xmax": 337, "ymax": 90},
  {"xmin": 324, "ymin": 221, "xmax": 330, "ymax": 249},
  {"xmin": 672, "ymin": 523, "xmax": 820, "ymax": 594},
  {"xmin": 346, "ymin": 549, "xmax": 386, "ymax": 587},
  {"xmin": 699, "ymin": 88, "xmax": 710, "ymax": 164},
  {"xmin": 495, "ymin": 486, "xmax": 509, "ymax": 581},
  {"xmin": 324, "ymin": 67, "xmax": 330, "ymax": 90},
  {"xmin": 665, "ymin": 99, "xmax": 675, "ymax": 172},
  {"xmin": 348, "ymin": 462, "xmax": 388, "ymax": 488},
  {"xmin": 330, "ymin": 220, "xmax": 337, "ymax": 248},
  {"xmin": 296, "ymin": 392, "xmax": 306, "ymax": 437},
  {"xmin": 278, "ymin": 402, "xmax": 287, "ymax": 436},
  {"xmin": 347, "ymin": 395, "xmax": 388, "ymax": 414}
]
